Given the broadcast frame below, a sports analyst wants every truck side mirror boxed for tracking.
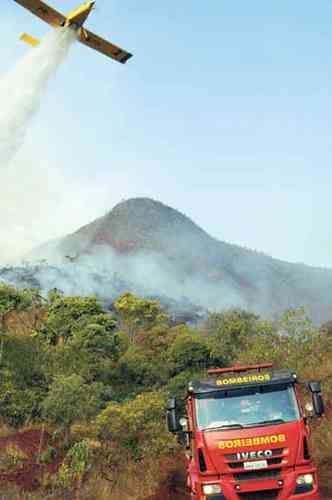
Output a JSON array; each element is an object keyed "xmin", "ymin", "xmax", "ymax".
[
  {"xmin": 308, "ymin": 381, "xmax": 321, "ymax": 393},
  {"xmin": 308, "ymin": 381, "xmax": 324, "ymax": 417},
  {"xmin": 166, "ymin": 398, "xmax": 181, "ymax": 433}
]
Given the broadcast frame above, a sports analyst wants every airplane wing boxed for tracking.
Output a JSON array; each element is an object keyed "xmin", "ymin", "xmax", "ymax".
[
  {"xmin": 79, "ymin": 29, "xmax": 132, "ymax": 64},
  {"xmin": 14, "ymin": 0, "xmax": 66, "ymax": 27}
]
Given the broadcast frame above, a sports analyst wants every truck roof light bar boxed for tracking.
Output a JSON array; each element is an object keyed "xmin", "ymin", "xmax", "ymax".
[{"xmin": 207, "ymin": 363, "xmax": 273, "ymax": 375}]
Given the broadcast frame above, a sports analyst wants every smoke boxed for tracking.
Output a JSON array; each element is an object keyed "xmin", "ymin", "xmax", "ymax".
[
  {"xmin": 0, "ymin": 27, "xmax": 86, "ymax": 264},
  {"xmin": 3, "ymin": 241, "xmax": 246, "ymax": 319},
  {"xmin": 0, "ymin": 28, "xmax": 76, "ymax": 165},
  {"xmin": 3, "ymin": 208, "xmax": 332, "ymax": 322}
]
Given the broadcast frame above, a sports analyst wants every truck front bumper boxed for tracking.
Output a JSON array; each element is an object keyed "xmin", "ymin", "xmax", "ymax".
[
  {"xmin": 193, "ymin": 466, "xmax": 321, "ymax": 500},
  {"xmin": 195, "ymin": 489, "xmax": 320, "ymax": 500}
]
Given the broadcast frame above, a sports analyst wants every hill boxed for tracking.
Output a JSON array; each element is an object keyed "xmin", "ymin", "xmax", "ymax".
[{"xmin": 2, "ymin": 197, "xmax": 332, "ymax": 322}]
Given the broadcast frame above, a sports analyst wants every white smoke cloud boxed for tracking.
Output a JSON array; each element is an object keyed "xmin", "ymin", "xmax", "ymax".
[
  {"xmin": 18, "ymin": 242, "xmax": 246, "ymax": 315},
  {"xmin": 0, "ymin": 28, "xmax": 76, "ymax": 166},
  {"xmin": 0, "ymin": 27, "xmax": 82, "ymax": 264}
]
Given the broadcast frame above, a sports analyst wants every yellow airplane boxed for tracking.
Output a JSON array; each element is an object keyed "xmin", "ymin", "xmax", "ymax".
[{"xmin": 14, "ymin": 0, "xmax": 132, "ymax": 64}]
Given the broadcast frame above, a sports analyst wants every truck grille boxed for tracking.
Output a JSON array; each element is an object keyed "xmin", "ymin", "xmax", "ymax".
[
  {"xmin": 233, "ymin": 469, "xmax": 280, "ymax": 481},
  {"xmin": 238, "ymin": 491, "xmax": 279, "ymax": 500}
]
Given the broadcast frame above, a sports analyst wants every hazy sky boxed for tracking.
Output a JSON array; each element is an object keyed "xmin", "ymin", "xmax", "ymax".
[{"xmin": 1, "ymin": 0, "xmax": 332, "ymax": 267}]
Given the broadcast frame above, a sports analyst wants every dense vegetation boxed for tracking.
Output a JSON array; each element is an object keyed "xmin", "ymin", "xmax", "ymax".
[{"xmin": 0, "ymin": 283, "xmax": 330, "ymax": 499}]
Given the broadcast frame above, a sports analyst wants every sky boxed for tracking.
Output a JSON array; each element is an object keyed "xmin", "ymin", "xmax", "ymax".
[{"xmin": 1, "ymin": 0, "xmax": 332, "ymax": 267}]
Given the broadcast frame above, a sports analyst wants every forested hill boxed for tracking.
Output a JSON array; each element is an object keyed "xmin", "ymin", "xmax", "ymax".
[{"xmin": 3, "ymin": 197, "xmax": 332, "ymax": 322}]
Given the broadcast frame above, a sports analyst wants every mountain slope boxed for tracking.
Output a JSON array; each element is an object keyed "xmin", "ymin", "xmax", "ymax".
[{"xmin": 6, "ymin": 198, "xmax": 332, "ymax": 322}]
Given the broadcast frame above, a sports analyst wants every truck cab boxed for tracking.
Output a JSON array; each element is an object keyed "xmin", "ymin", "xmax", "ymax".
[{"xmin": 167, "ymin": 363, "xmax": 324, "ymax": 500}]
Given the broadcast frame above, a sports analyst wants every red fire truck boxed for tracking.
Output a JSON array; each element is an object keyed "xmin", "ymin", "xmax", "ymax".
[{"xmin": 167, "ymin": 363, "xmax": 324, "ymax": 500}]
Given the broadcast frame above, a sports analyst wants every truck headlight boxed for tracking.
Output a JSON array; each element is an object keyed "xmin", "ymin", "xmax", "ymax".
[
  {"xmin": 202, "ymin": 483, "xmax": 222, "ymax": 495},
  {"xmin": 296, "ymin": 473, "xmax": 314, "ymax": 485}
]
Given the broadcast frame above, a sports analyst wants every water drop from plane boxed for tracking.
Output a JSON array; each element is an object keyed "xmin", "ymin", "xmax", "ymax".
[{"xmin": 0, "ymin": 28, "xmax": 76, "ymax": 167}]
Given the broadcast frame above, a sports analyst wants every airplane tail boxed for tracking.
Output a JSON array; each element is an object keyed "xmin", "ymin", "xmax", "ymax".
[{"xmin": 20, "ymin": 33, "xmax": 40, "ymax": 47}]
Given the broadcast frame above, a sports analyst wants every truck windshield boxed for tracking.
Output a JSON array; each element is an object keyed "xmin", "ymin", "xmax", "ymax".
[{"xmin": 195, "ymin": 384, "xmax": 300, "ymax": 431}]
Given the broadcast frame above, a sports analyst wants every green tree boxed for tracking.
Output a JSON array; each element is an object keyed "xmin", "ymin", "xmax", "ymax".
[
  {"xmin": 115, "ymin": 323, "xmax": 173, "ymax": 389},
  {"xmin": 134, "ymin": 324, "xmax": 171, "ymax": 354},
  {"xmin": 0, "ymin": 378, "xmax": 44, "ymax": 427},
  {"xmin": 47, "ymin": 288, "xmax": 64, "ymax": 304},
  {"xmin": 39, "ymin": 296, "xmax": 106, "ymax": 345},
  {"xmin": 204, "ymin": 308, "xmax": 259, "ymax": 365},
  {"xmin": 276, "ymin": 308, "xmax": 321, "ymax": 371},
  {"xmin": 166, "ymin": 369, "xmax": 205, "ymax": 401},
  {"xmin": 42, "ymin": 375, "xmax": 103, "ymax": 441},
  {"xmin": 0, "ymin": 285, "xmax": 40, "ymax": 333},
  {"xmin": 96, "ymin": 391, "xmax": 178, "ymax": 459},
  {"xmin": 167, "ymin": 326, "xmax": 210, "ymax": 374},
  {"xmin": 114, "ymin": 293, "xmax": 168, "ymax": 343},
  {"xmin": 117, "ymin": 344, "xmax": 169, "ymax": 388},
  {"xmin": 42, "ymin": 309, "xmax": 119, "ymax": 383},
  {"xmin": 70, "ymin": 314, "xmax": 119, "ymax": 358},
  {"xmin": 1, "ymin": 335, "xmax": 48, "ymax": 389},
  {"xmin": 236, "ymin": 308, "xmax": 321, "ymax": 373},
  {"xmin": 58, "ymin": 440, "xmax": 95, "ymax": 499},
  {"xmin": 235, "ymin": 319, "xmax": 280, "ymax": 367}
]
